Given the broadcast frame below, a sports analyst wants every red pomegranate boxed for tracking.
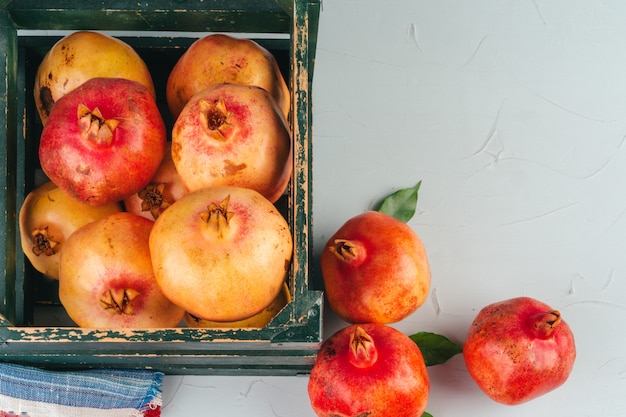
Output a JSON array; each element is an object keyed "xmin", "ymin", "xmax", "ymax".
[
  {"xmin": 171, "ymin": 82, "xmax": 292, "ymax": 203},
  {"xmin": 320, "ymin": 210, "xmax": 430, "ymax": 324},
  {"xmin": 308, "ymin": 323, "xmax": 429, "ymax": 417},
  {"xmin": 39, "ymin": 77, "xmax": 166, "ymax": 206},
  {"xmin": 463, "ymin": 296, "xmax": 576, "ymax": 405}
]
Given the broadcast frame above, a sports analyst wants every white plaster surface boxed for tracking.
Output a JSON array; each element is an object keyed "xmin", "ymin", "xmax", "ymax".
[{"xmin": 161, "ymin": 1, "xmax": 626, "ymax": 415}]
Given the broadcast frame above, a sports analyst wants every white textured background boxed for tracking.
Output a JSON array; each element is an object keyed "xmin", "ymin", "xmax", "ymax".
[{"xmin": 162, "ymin": 1, "xmax": 626, "ymax": 415}]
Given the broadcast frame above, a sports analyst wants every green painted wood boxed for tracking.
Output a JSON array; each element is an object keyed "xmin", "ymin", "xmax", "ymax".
[
  {"xmin": 0, "ymin": 0, "xmax": 323, "ymax": 375},
  {"xmin": 4, "ymin": 0, "xmax": 292, "ymax": 33},
  {"xmin": 0, "ymin": 10, "xmax": 9, "ymax": 322},
  {"xmin": 14, "ymin": 47, "xmax": 28, "ymax": 326},
  {"xmin": 0, "ymin": 10, "xmax": 18, "ymax": 325},
  {"xmin": 0, "ymin": 293, "xmax": 322, "ymax": 374},
  {"xmin": 290, "ymin": 0, "xmax": 314, "ymax": 304},
  {"xmin": 0, "ymin": 313, "xmax": 13, "ymax": 326}
]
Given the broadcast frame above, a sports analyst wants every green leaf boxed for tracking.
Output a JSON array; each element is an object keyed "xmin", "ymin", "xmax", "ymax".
[
  {"xmin": 410, "ymin": 331, "xmax": 463, "ymax": 367},
  {"xmin": 422, "ymin": 413, "xmax": 433, "ymax": 417},
  {"xmin": 376, "ymin": 181, "xmax": 422, "ymax": 223}
]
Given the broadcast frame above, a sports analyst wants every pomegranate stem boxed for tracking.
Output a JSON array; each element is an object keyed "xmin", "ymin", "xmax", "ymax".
[
  {"xmin": 349, "ymin": 326, "xmax": 379, "ymax": 368},
  {"xmin": 330, "ymin": 239, "xmax": 359, "ymax": 261},
  {"xmin": 531, "ymin": 310, "xmax": 562, "ymax": 339}
]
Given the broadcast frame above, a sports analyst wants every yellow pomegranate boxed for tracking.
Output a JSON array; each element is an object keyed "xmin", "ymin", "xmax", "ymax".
[
  {"xmin": 19, "ymin": 181, "xmax": 122, "ymax": 279},
  {"xmin": 59, "ymin": 212, "xmax": 185, "ymax": 328},
  {"xmin": 166, "ymin": 33, "xmax": 290, "ymax": 121},
  {"xmin": 149, "ymin": 186, "xmax": 293, "ymax": 322},
  {"xmin": 184, "ymin": 283, "xmax": 291, "ymax": 328},
  {"xmin": 34, "ymin": 30, "xmax": 155, "ymax": 125}
]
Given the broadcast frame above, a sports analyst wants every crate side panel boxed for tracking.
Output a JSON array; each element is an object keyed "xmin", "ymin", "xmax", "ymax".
[
  {"xmin": 0, "ymin": 325, "xmax": 321, "ymax": 375},
  {"xmin": 0, "ymin": 11, "xmax": 19, "ymax": 323},
  {"xmin": 6, "ymin": 1, "xmax": 291, "ymax": 34},
  {"xmin": 290, "ymin": 0, "xmax": 317, "ymax": 300}
]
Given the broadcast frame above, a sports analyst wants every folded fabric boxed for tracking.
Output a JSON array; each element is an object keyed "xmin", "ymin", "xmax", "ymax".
[{"xmin": 0, "ymin": 363, "xmax": 162, "ymax": 417}]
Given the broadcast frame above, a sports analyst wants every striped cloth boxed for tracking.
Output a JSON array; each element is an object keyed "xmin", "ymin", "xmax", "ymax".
[{"xmin": 0, "ymin": 363, "xmax": 162, "ymax": 417}]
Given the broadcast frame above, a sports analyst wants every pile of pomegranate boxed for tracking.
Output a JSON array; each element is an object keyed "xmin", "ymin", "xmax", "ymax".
[
  {"xmin": 22, "ymin": 31, "xmax": 294, "ymax": 329},
  {"xmin": 20, "ymin": 30, "xmax": 577, "ymax": 417},
  {"xmin": 309, "ymin": 179, "xmax": 576, "ymax": 416}
]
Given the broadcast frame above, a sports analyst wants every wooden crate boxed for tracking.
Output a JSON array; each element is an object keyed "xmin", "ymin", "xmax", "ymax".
[{"xmin": 0, "ymin": 0, "xmax": 322, "ymax": 375}]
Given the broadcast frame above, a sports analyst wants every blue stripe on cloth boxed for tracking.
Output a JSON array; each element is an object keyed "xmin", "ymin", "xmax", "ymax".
[{"xmin": 0, "ymin": 363, "xmax": 163, "ymax": 411}]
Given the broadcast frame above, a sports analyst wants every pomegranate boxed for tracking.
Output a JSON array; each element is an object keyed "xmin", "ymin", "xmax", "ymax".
[
  {"xmin": 308, "ymin": 323, "xmax": 429, "ymax": 417},
  {"xmin": 184, "ymin": 283, "xmax": 291, "ymax": 328},
  {"xmin": 34, "ymin": 30, "xmax": 155, "ymax": 125},
  {"xmin": 39, "ymin": 77, "xmax": 166, "ymax": 206},
  {"xmin": 463, "ymin": 296, "xmax": 576, "ymax": 405},
  {"xmin": 171, "ymin": 82, "xmax": 292, "ymax": 203},
  {"xmin": 149, "ymin": 186, "xmax": 292, "ymax": 322},
  {"xmin": 166, "ymin": 33, "xmax": 290, "ymax": 121},
  {"xmin": 320, "ymin": 211, "xmax": 431, "ymax": 324},
  {"xmin": 58, "ymin": 212, "xmax": 185, "ymax": 328},
  {"xmin": 123, "ymin": 142, "xmax": 186, "ymax": 220},
  {"xmin": 19, "ymin": 181, "xmax": 122, "ymax": 280}
]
